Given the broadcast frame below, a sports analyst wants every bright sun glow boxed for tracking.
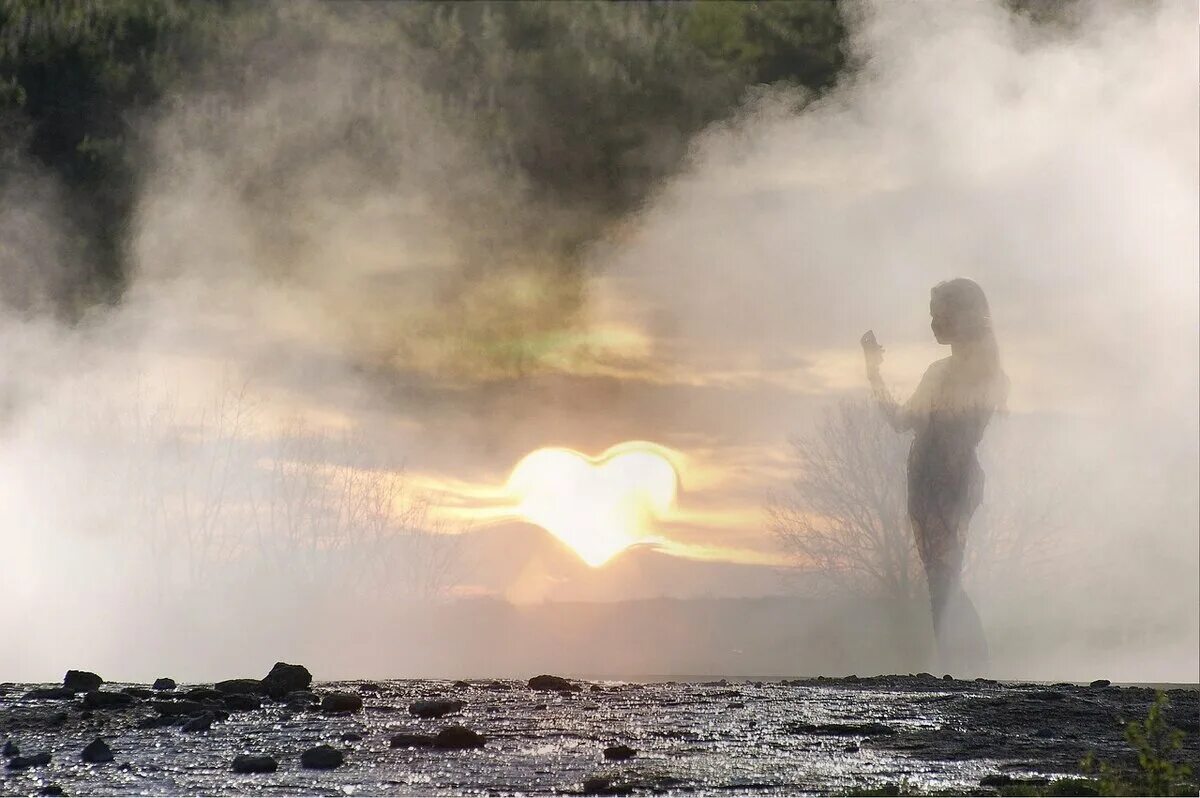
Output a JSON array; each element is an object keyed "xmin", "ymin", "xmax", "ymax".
[{"xmin": 506, "ymin": 442, "xmax": 680, "ymax": 567}]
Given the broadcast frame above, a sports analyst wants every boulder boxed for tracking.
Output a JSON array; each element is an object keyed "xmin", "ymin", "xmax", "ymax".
[
  {"xmin": 787, "ymin": 722, "xmax": 895, "ymax": 737},
  {"xmin": 24, "ymin": 687, "xmax": 74, "ymax": 700},
  {"xmin": 341, "ymin": 732, "xmax": 363, "ymax": 742},
  {"xmin": 38, "ymin": 785, "xmax": 64, "ymax": 796},
  {"xmin": 215, "ymin": 679, "xmax": 262, "ymax": 695},
  {"xmin": 83, "ymin": 691, "xmax": 135, "ymax": 710},
  {"xmin": 2, "ymin": 740, "xmax": 17, "ymax": 757},
  {"xmin": 153, "ymin": 700, "xmax": 204, "ymax": 717},
  {"xmin": 7, "ymin": 752, "xmax": 51, "ymax": 770},
  {"xmin": 603, "ymin": 744, "xmax": 637, "ymax": 761},
  {"xmin": 390, "ymin": 733, "xmax": 435, "ymax": 748},
  {"xmin": 186, "ymin": 688, "xmax": 222, "ymax": 701},
  {"xmin": 64, "ymin": 670, "xmax": 103, "ymax": 692},
  {"xmin": 1090, "ymin": 679, "xmax": 1111, "ymax": 688},
  {"xmin": 232, "ymin": 754, "xmax": 278, "ymax": 774},
  {"xmin": 181, "ymin": 712, "xmax": 215, "ymax": 732},
  {"xmin": 433, "ymin": 725, "xmax": 485, "ymax": 749},
  {"xmin": 81, "ymin": 738, "xmax": 114, "ymax": 763},
  {"xmin": 321, "ymin": 692, "xmax": 363, "ymax": 714},
  {"xmin": 409, "ymin": 699, "xmax": 464, "ymax": 719},
  {"xmin": 300, "ymin": 745, "xmax": 344, "ymax": 769},
  {"xmin": 262, "ymin": 662, "xmax": 312, "ymax": 699},
  {"xmin": 222, "ymin": 694, "xmax": 261, "ymax": 712},
  {"xmin": 152, "ymin": 678, "xmax": 176, "ymax": 691},
  {"xmin": 121, "ymin": 687, "xmax": 153, "ymax": 699},
  {"xmin": 528, "ymin": 675, "xmax": 582, "ymax": 692}
]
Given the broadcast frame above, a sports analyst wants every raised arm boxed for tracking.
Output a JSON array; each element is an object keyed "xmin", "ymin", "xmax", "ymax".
[{"xmin": 861, "ymin": 330, "xmax": 920, "ymax": 432}]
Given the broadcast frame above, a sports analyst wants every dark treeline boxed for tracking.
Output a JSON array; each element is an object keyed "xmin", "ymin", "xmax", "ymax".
[{"xmin": 0, "ymin": 0, "xmax": 1073, "ymax": 316}]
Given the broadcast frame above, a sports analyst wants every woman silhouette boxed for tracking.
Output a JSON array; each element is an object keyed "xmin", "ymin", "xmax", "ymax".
[{"xmin": 861, "ymin": 278, "xmax": 1006, "ymax": 674}]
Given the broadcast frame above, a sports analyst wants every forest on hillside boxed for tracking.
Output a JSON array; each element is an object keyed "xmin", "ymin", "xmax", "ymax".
[{"xmin": 1, "ymin": 0, "xmax": 1076, "ymax": 317}]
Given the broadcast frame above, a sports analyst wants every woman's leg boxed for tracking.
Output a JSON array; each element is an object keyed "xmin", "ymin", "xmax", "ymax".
[{"xmin": 912, "ymin": 509, "xmax": 989, "ymax": 675}]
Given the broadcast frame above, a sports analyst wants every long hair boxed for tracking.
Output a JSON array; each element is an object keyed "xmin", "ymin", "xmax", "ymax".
[{"xmin": 932, "ymin": 278, "xmax": 1009, "ymax": 412}]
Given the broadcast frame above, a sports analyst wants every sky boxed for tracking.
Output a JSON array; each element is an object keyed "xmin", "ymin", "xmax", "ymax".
[{"xmin": 0, "ymin": 0, "xmax": 1196, "ymax": 682}]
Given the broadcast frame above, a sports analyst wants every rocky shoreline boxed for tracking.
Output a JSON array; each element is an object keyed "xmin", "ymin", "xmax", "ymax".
[{"xmin": 2, "ymin": 667, "xmax": 1196, "ymax": 796}]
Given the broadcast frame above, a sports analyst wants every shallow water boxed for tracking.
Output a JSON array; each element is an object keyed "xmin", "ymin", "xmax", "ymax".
[{"xmin": 2, "ymin": 676, "xmax": 1195, "ymax": 796}]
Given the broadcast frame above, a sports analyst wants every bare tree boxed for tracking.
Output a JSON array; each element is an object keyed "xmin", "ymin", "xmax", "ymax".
[{"xmin": 767, "ymin": 397, "xmax": 1061, "ymax": 603}]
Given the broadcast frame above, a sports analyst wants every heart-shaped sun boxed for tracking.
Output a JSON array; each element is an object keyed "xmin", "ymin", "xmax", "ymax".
[{"xmin": 506, "ymin": 442, "xmax": 680, "ymax": 567}]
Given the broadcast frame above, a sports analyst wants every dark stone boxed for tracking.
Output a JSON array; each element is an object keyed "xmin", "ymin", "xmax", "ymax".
[
  {"xmin": 24, "ymin": 687, "xmax": 74, "ymax": 700},
  {"xmin": 787, "ymin": 722, "xmax": 896, "ymax": 737},
  {"xmin": 1090, "ymin": 679, "xmax": 1111, "ymax": 688},
  {"xmin": 152, "ymin": 678, "xmax": 176, "ymax": 691},
  {"xmin": 341, "ymin": 732, "xmax": 363, "ymax": 742},
  {"xmin": 186, "ymin": 688, "xmax": 222, "ymax": 701},
  {"xmin": 358, "ymin": 682, "xmax": 382, "ymax": 692},
  {"xmin": 83, "ymin": 691, "xmax": 135, "ymax": 710},
  {"xmin": 300, "ymin": 745, "xmax": 344, "ymax": 769},
  {"xmin": 590, "ymin": 685, "xmax": 604, "ymax": 693},
  {"xmin": 528, "ymin": 674, "xmax": 582, "ymax": 692},
  {"xmin": 433, "ymin": 725, "xmax": 485, "ymax": 749},
  {"xmin": 215, "ymin": 679, "xmax": 262, "ymax": 695},
  {"xmin": 121, "ymin": 687, "xmax": 153, "ymax": 699},
  {"xmin": 7, "ymin": 752, "xmax": 51, "ymax": 769},
  {"xmin": 38, "ymin": 785, "xmax": 64, "ymax": 796},
  {"xmin": 980, "ymin": 775, "xmax": 1013, "ymax": 788},
  {"xmin": 284, "ymin": 690, "xmax": 318, "ymax": 706},
  {"xmin": 64, "ymin": 670, "xmax": 103, "ymax": 692},
  {"xmin": 409, "ymin": 699, "xmax": 464, "ymax": 719},
  {"xmin": 452, "ymin": 680, "xmax": 470, "ymax": 689},
  {"xmin": 942, "ymin": 674, "xmax": 954, "ymax": 681},
  {"xmin": 222, "ymin": 693, "xmax": 261, "ymax": 712},
  {"xmin": 603, "ymin": 744, "xmax": 637, "ymax": 761},
  {"xmin": 3, "ymin": 739, "xmax": 17, "ymax": 757},
  {"xmin": 232, "ymin": 754, "xmax": 278, "ymax": 774},
  {"xmin": 390, "ymin": 733, "xmax": 435, "ymax": 748},
  {"xmin": 321, "ymin": 692, "xmax": 363, "ymax": 714},
  {"xmin": 262, "ymin": 662, "xmax": 312, "ymax": 699},
  {"xmin": 181, "ymin": 712, "xmax": 215, "ymax": 732},
  {"xmin": 154, "ymin": 700, "xmax": 204, "ymax": 717},
  {"xmin": 582, "ymin": 776, "xmax": 633, "ymax": 796},
  {"xmin": 81, "ymin": 738, "xmax": 113, "ymax": 763}
]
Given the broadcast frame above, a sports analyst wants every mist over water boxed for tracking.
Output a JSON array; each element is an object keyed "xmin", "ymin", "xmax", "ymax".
[{"xmin": 0, "ymin": 0, "xmax": 1195, "ymax": 684}]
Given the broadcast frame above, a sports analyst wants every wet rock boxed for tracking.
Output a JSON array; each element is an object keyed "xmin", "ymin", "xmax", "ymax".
[
  {"xmin": 341, "ymin": 732, "xmax": 363, "ymax": 742},
  {"xmin": 604, "ymin": 744, "xmax": 637, "ymax": 761},
  {"xmin": 300, "ymin": 744, "xmax": 344, "ymax": 769},
  {"xmin": 1089, "ymin": 679, "xmax": 1111, "ymax": 688},
  {"xmin": 7, "ymin": 751, "xmax": 51, "ymax": 769},
  {"xmin": 181, "ymin": 712, "xmax": 215, "ymax": 732},
  {"xmin": 3, "ymin": 739, "xmax": 17, "ymax": 757},
  {"xmin": 64, "ymin": 670, "xmax": 103, "ymax": 692},
  {"xmin": 262, "ymin": 662, "xmax": 312, "ymax": 699},
  {"xmin": 154, "ymin": 700, "xmax": 203, "ymax": 717},
  {"xmin": 358, "ymin": 682, "xmax": 382, "ymax": 692},
  {"xmin": 81, "ymin": 738, "xmax": 114, "ymax": 763},
  {"xmin": 409, "ymin": 698, "xmax": 464, "ymax": 719},
  {"xmin": 433, "ymin": 725, "xmax": 485, "ymax": 749},
  {"xmin": 121, "ymin": 687, "xmax": 153, "ymax": 699},
  {"xmin": 284, "ymin": 690, "xmax": 319, "ymax": 707},
  {"xmin": 232, "ymin": 754, "xmax": 278, "ymax": 773},
  {"xmin": 529, "ymin": 674, "xmax": 582, "ymax": 692},
  {"xmin": 452, "ymin": 680, "xmax": 470, "ymax": 689},
  {"xmin": 186, "ymin": 688, "xmax": 222, "ymax": 701},
  {"xmin": 24, "ymin": 687, "xmax": 74, "ymax": 700},
  {"xmin": 83, "ymin": 690, "xmax": 135, "ymax": 710},
  {"xmin": 844, "ymin": 743, "xmax": 860, "ymax": 753},
  {"xmin": 222, "ymin": 693, "xmax": 261, "ymax": 712},
  {"xmin": 581, "ymin": 772, "xmax": 684, "ymax": 796},
  {"xmin": 38, "ymin": 785, "xmax": 64, "ymax": 796},
  {"xmin": 152, "ymin": 678, "xmax": 176, "ymax": 691},
  {"xmin": 321, "ymin": 692, "xmax": 363, "ymax": 713},
  {"xmin": 942, "ymin": 674, "xmax": 954, "ymax": 681},
  {"xmin": 787, "ymin": 722, "xmax": 896, "ymax": 737},
  {"xmin": 215, "ymin": 678, "xmax": 262, "ymax": 695},
  {"xmin": 1029, "ymin": 690, "xmax": 1066, "ymax": 701},
  {"xmin": 390, "ymin": 732, "xmax": 435, "ymax": 748}
]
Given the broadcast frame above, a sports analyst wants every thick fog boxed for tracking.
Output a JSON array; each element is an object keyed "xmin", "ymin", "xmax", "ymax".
[{"xmin": 0, "ymin": 0, "xmax": 1195, "ymax": 683}]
